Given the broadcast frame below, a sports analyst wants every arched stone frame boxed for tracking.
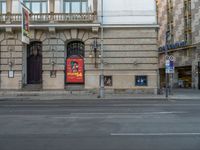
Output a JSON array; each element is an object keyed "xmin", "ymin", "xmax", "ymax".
[{"xmin": 27, "ymin": 41, "xmax": 43, "ymax": 84}]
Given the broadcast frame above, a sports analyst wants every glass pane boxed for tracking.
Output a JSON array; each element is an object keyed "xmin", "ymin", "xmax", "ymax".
[
  {"xmin": 82, "ymin": 2, "xmax": 87, "ymax": 13},
  {"xmin": 12, "ymin": 0, "xmax": 20, "ymax": 13},
  {"xmin": 32, "ymin": 2, "xmax": 40, "ymax": 13},
  {"xmin": 71, "ymin": 2, "xmax": 80, "ymax": 13},
  {"xmin": 2, "ymin": 2, "xmax": 6, "ymax": 14},
  {"xmin": 42, "ymin": 2, "xmax": 47, "ymax": 13},
  {"xmin": 25, "ymin": 2, "xmax": 30, "ymax": 9},
  {"xmin": 55, "ymin": 0, "xmax": 60, "ymax": 13},
  {"xmin": 64, "ymin": 2, "xmax": 70, "ymax": 13}
]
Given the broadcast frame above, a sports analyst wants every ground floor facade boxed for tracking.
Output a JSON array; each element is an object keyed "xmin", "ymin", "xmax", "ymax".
[
  {"xmin": 159, "ymin": 45, "xmax": 200, "ymax": 90},
  {"xmin": 0, "ymin": 27, "xmax": 158, "ymax": 94}
]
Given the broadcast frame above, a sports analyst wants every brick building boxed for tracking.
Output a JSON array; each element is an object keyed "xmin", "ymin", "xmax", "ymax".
[{"xmin": 0, "ymin": 0, "xmax": 158, "ymax": 94}]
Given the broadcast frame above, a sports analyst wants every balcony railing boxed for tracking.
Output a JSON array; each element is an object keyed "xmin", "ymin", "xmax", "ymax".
[{"xmin": 0, "ymin": 13, "xmax": 96, "ymax": 24}]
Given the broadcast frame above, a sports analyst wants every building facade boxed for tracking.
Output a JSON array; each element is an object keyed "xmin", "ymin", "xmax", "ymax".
[
  {"xmin": 157, "ymin": 0, "xmax": 200, "ymax": 89},
  {"xmin": 0, "ymin": 0, "xmax": 158, "ymax": 94}
]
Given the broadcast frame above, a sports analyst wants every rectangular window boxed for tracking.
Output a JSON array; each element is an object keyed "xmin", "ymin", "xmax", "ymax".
[
  {"xmin": 0, "ymin": 1, "xmax": 6, "ymax": 14},
  {"xmin": 32, "ymin": 2, "xmax": 40, "ymax": 13},
  {"xmin": 135, "ymin": 76, "xmax": 148, "ymax": 86},
  {"xmin": 71, "ymin": 2, "xmax": 80, "ymax": 13},
  {"xmin": 82, "ymin": 2, "xmax": 87, "ymax": 13},
  {"xmin": 24, "ymin": 0, "xmax": 48, "ymax": 13},
  {"xmin": 64, "ymin": 0, "xmax": 88, "ymax": 13},
  {"xmin": 54, "ymin": 0, "xmax": 60, "ymax": 13},
  {"xmin": 42, "ymin": 2, "xmax": 47, "ymax": 13},
  {"xmin": 64, "ymin": 2, "xmax": 70, "ymax": 13},
  {"xmin": 25, "ymin": 2, "xmax": 31, "ymax": 9},
  {"xmin": 12, "ymin": 0, "xmax": 20, "ymax": 13}
]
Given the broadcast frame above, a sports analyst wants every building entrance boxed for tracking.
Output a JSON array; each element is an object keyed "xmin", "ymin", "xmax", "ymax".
[
  {"xmin": 177, "ymin": 66, "xmax": 192, "ymax": 88},
  {"xmin": 27, "ymin": 41, "xmax": 42, "ymax": 84},
  {"xmin": 66, "ymin": 41, "xmax": 85, "ymax": 84}
]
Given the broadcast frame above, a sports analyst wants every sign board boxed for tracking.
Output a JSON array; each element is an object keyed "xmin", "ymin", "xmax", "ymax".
[
  {"xmin": 165, "ymin": 59, "xmax": 174, "ymax": 74},
  {"xmin": 66, "ymin": 57, "xmax": 84, "ymax": 83},
  {"xmin": 21, "ymin": 0, "xmax": 30, "ymax": 44}
]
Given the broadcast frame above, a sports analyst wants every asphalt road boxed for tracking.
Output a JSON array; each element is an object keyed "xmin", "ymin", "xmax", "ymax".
[{"xmin": 0, "ymin": 99, "xmax": 200, "ymax": 150}]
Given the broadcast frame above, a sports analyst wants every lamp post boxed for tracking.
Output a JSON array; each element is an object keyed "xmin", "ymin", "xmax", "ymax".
[
  {"xmin": 90, "ymin": 38, "xmax": 100, "ymax": 68},
  {"xmin": 99, "ymin": 0, "xmax": 104, "ymax": 98}
]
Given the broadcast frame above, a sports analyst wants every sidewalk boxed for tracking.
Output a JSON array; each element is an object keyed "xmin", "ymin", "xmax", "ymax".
[
  {"xmin": 0, "ymin": 88, "xmax": 199, "ymax": 100},
  {"xmin": 169, "ymin": 88, "xmax": 200, "ymax": 100}
]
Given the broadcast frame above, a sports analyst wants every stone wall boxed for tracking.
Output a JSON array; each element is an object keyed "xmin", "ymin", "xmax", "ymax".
[
  {"xmin": 0, "ymin": 32, "xmax": 23, "ymax": 89},
  {"xmin": 0, "ymin": 28, "xmax": 158, "ymax": 93},
  {"xmin": 85, "ymin": 28, "xmax": 158, "ymax": 94},
  {"xmin": 157, "ymin": 0, "xmax": 167, "ymax": 46},
  {"xmin": 192, "ymin": 0, "xmax": 200, "ymax": 44}
]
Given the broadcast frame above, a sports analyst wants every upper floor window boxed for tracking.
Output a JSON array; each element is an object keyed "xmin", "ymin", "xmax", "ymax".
[
  {"xmin": 0, "ymin": 0, "xmax": 6, "ymax": 14},
  {"xmin": 11, "ymin": 0, "xmax": 48, "ymax": 14},
  {"xmin": 64, "ymin": 0, "xmax": 88, "ymax": 13},
  {"xmin": 24, "ymin": 0, "xmax": 48, "ymax": 13}
]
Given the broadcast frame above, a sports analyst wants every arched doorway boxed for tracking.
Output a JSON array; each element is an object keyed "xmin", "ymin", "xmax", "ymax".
[
  {"xmin": 27, "ymin": 41, "xmax": 42, "ymax": 84},
  {"xmin": 66, "ymin": 41, "xmax": 85, "ymax": 84}
]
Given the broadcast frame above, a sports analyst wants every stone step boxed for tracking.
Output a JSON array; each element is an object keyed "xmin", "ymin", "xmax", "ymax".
[{"xmin": 22, "ymin": 84, "xmax": 42, "ymax": 91}]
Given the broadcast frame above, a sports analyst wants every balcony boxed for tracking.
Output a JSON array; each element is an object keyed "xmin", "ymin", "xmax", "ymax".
[{"xmin": 0, "ymin": 13, "xmax": 96, "ymax": 25}]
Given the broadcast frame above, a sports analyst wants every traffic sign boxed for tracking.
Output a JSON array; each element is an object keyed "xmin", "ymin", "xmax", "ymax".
[{"xmin": 165, "ymin": 60, "xmax": 174, "ymax": 74}]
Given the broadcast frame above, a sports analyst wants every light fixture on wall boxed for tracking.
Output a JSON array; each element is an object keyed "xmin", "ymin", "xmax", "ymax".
[{"xmin": 90, "ymin": 38, "xmax": 101, "ymax": 68}]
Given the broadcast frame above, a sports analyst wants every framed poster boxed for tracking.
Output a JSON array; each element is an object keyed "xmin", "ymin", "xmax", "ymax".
[
  {"xmin": 50, "ymin": 70, "xmax": 56, "ymax": 78},
  {"xmin": 66, "ymin": 57, "xmax": 84, "ymax": 83},
  {"xmin": 104, "ymin": 76, "xmax": 112, "ymax": 86},
  {"xmin": 135, "ymin": 75, "xmax": 148, "ymax": 86},
  {"xmin": 8, "ymin": 70, "xmax": 14, "ymax": 78}
]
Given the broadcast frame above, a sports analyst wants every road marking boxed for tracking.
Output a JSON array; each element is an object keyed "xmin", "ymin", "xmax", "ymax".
[
  {"xmin": 111, "ymin": 133, "xmax": 200, "ymax": 136},
  {"xmin": 71, "ymin": 112, "xmax": 186, "ymax": 115}
]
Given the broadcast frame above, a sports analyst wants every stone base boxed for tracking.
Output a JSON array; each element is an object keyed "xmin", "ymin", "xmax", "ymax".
[
  {"xmin": 42, "ymin": 71, "xmax": 65, "ymax": 90},
  {"xmin": 0, "ymin": 71, "xmax": 22, "ymax": 90}
]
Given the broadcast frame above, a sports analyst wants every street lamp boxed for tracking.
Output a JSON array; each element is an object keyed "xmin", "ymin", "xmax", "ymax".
[{"xmin": 90, "ymin": 38, "xmax": 101, "ymax": 68}]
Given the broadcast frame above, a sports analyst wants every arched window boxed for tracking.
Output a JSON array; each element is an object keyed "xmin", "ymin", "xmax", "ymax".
[{"xmin": 67, "ymin": 41, "xmax": 84, "ymax": 58}]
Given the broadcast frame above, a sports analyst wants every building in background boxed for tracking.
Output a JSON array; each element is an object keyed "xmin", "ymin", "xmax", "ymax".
[
  {"xmin": 0, "ymin": 0, "xmax": 158, "ymax": 94},
  {"xmin": 157, "ymin": 0, "xmax": 200, "ymax": 89}
]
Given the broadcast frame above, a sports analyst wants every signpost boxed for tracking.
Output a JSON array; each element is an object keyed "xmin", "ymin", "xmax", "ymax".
[
  {"xmin": 165, "ymin": 55, "xmax": 175, "ymax": 98},
  {"xmin": 165, "ymin": 55, "xmax": 174, "ymax": 74}
]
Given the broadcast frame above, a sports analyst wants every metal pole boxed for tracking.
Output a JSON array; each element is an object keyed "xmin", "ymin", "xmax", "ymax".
[
  {"xmin": 165, "ymin": 31, "xmax": 169, "ymax": 99},
  {"xmin": 99, "ymin": 0, "xmax": 104, "ymax": 98},
  {"xmin": 198, "ymin": 61, "xmax": 200, "ymax": 90}
]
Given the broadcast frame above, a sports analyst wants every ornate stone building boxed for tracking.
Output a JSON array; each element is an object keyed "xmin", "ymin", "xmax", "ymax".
[
  {"xmin": 157, "ymin": 0, "xmax": 200, "ymax": 89},
  {"xmin": 0, "ymin": 0, "xmax": 158, "ymax": 94}
]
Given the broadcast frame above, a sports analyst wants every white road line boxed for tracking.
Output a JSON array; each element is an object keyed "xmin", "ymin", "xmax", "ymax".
[
  {"xmin": 71, "ymin": 112, "xmax": 186, "ymax": 115},
  {"xmin": 111, "ymin": 133, "xmax": 200, "ymax": 136}
]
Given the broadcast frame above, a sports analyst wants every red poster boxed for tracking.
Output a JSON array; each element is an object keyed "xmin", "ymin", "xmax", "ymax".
[{"xmin": 66, "ymin": 57, "xmax": 84, "ymax": 83}]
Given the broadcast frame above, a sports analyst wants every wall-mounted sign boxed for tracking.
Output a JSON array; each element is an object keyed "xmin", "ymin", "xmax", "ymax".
[
  {"xmin": 66, "ymin": 57, "xmax": 84, "ymax": 83},
  {"xmin": 8, "ymin": 70, "xmax": 14, "ymax": 78},
  {"xmin": 165, "ymin": 55, "xmax": 175, "ymax": 74},
  {"xmin": 158, "ymin": 41, "xmax": 187, "ymax": 53}
]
